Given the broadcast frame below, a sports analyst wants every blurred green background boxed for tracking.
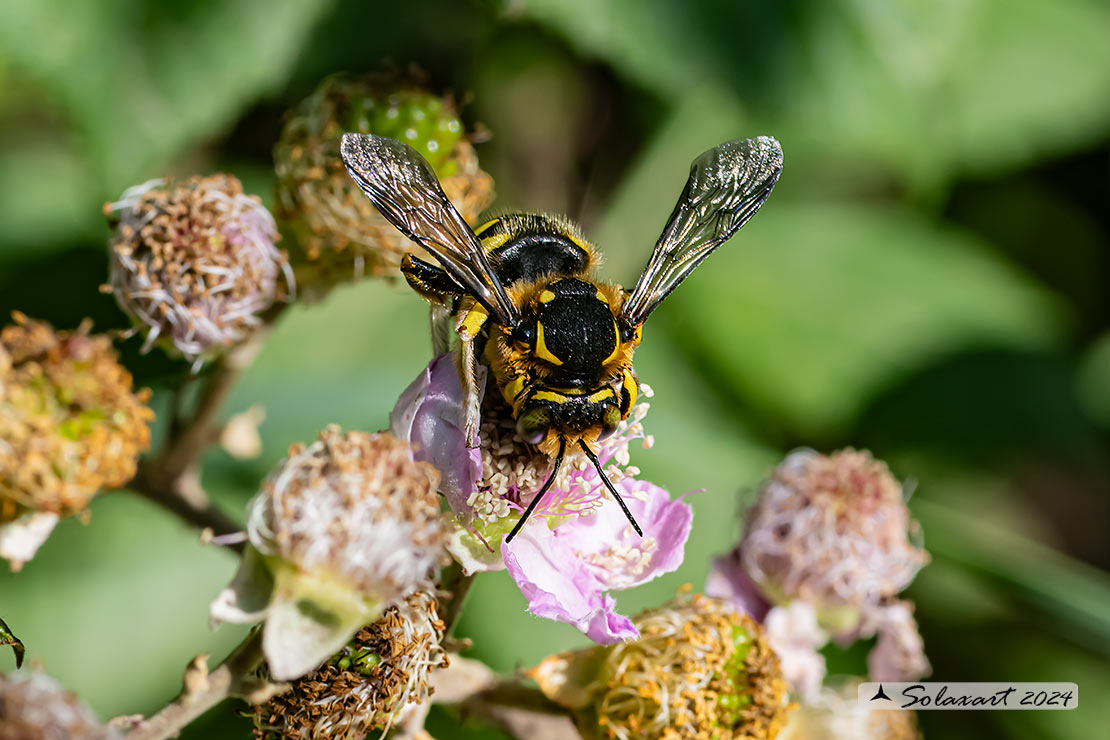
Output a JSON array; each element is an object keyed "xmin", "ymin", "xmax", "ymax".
[{"xmin": 1, "ymin": 1, "xmax": 1107, "ymax": 738}]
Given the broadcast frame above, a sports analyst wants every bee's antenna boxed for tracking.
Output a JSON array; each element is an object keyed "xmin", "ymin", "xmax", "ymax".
[
  {"xmin": 580, "ymin": 440, "xmax": 643, "ymax": 537},
  {"xmin": 506, "ymin": 437, "xmax": 567, "ymax": 543}
]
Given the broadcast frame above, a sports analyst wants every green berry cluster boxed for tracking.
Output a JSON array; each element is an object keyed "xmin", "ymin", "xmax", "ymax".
[{"xmin": 346, "ymin": 91, "xmax": 464, "ymax": 176}]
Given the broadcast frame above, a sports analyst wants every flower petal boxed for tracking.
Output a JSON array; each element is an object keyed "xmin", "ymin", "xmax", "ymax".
[
  {"xmin": 705, "ymin": 552, "xmax": 772, "ymax": 622},
  {"xmin": 866, "ymin": 601, "xmax": 930, "ymax": 682},
  {"xmin": 502, "ymin": 479, "xmax": 691, "ymax": 644},
  {"xmin": 0, "ymin": 512, "xmax": 58, "ymax": 572},
  {"xmin": 390, "ymin": 354, "xmax": 482, "ymax": 520},
  {"xmin": 763, "ymin": 601, "xmax": 828, "ymax": 702},
  {"xmin": 209, "ymin": 545, "xmax": 275, "ymax": 626},
  {"xmin": 582, "ymin": 597, "xmax": 638, "ymax": 644},
  {"xmin": 553, "ymin": 479, "xmax": 692, "ymax": 590},
  {"xmin": 446, "ymin": 526, "xmax": 507, "ymax": 575},
  {"xmin": 262, "ymin": 565, "xmax": 384, "ymax": 681},
  {"xmin": 503, "ymin": 534, "xmax": 640, "ymax": 644}
]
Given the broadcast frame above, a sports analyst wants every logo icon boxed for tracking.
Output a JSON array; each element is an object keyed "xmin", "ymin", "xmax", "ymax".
[{"xmin": 870, "ymin": 684, "xmax": 892, "ymax": 702}]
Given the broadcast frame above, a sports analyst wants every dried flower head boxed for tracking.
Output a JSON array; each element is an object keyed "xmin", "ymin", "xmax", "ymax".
[
  {"xmin": 253, "ymin": 590, "xmax": 448, "ymax": 739},
  {"xmin": 739, "ymin": 449, "xmax": 929, "ymax": 633},
  {"xmin": 0, "ymin": 314, "xmax": 153, "ymax": 570},
  {"xmin": 105, "ymin": 174, "xmax": 291, "ymax": 368},
  {"xmin": 250, "ymin": 427, "xmax": 446, "ymax": 597},
  {"xmin": 0, "ymin": 670, "xmax": 120, "ymax": 740},
  {"xmin": 274, "ymin": 71, "xmax": 494, "ymax": 289},
  {"xmin": 776, "ymin": 679, "xmax": 920, "ymax": 740},
  {"xmin": 211, "ymin": 427, "xmax": 449, "ymax": 680},
  {"xmin": 532, "ymin": 592, "xmax": 794, "ymax": 740}
]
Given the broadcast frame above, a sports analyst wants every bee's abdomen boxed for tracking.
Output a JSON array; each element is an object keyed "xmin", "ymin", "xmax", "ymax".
[
  {"xmin": 478, "ymin": 214, "xmax": 593, "ymax": 284},
  {"xmin": 491, "ymin": 234, "xmax": 588, "ymax": 284}
]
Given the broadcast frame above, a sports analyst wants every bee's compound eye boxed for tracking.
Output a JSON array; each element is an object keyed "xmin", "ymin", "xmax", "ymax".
[
  {"xmin": 598, "ymin": 405, "xmax": 621, "ymax": 441},
  {"xmin": 618, "ymin": 319, "xmax": 640, "ymax": 344},
  {"xmin": 510, "ymin": 321, "xmax": 536, "ymax": 346},
  {"xmin": 516, "ymin": 407, "xmax": 551, "ymax": 445}
]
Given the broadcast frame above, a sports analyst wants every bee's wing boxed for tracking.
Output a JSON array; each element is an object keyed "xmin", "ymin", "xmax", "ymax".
[
  {"xmin": 620, "ymin": 136, "xmax": 783, "ymax": 326},
  {"xmin": 340, "ymin": 133, "xmax": 518, "ymax": 325}
]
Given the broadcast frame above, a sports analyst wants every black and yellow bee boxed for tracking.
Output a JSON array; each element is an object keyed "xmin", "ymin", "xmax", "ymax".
[{"xmin": 340, "ymin": 133, "xmax": 782, "ymax": 542}]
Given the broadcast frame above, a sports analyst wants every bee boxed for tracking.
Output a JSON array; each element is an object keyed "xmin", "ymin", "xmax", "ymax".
[{"xmin": 341, "ymin": 133, "xmax": 782, "ymax": 542}]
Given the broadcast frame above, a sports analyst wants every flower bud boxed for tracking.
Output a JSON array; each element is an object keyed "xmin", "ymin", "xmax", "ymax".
[
  {"xmin": 0, "ymin": 314, "xmax": 153, "ymax": 570},
  {"xmin": 253, "ymin": 590, "xmax": 448, "ymax": 739},
  {"xmin": 211, "ymin": 427, "xmax": 448, "ymax": 681},
  {"xmin": 531, "ymin": 592, "xmax": 795, "ymax": 740},
  {"xmin": 0, "ymin": 670, "xmax": 120, "ymax": 740},
  {"xmin": 738, "ymin": 449, "xmax": 928, "ymax": 634},
  {"xmin": 104, "ymin": 174, "xmax": 291, "ymax": 368},
  {"xmin": 219, "ymin": 404, "xmax": 266, "ymax": 460},
  {"xmin": 274, "ymin": 71, "xmax": 494, "ymax": 293}
]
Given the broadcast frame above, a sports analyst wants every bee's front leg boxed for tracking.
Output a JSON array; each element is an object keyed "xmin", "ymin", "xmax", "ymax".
[
  {"xmin": 456, "ymin": 303, "xmax": 490, "ymax": 448},
  {"xmin": 429, "ymin": 304, "xmax": 453, "ymax": 356},
  {"xmin": 457, "ymin": 336, "xmax": 483, "ymax": 447}
]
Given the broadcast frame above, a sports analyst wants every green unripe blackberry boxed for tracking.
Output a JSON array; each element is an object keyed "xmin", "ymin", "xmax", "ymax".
[
  {"xmin": 275, "ymin": 71, "xmax": 494, "ymax": 296},
  {"xmin": 347, "ymin": 91, "xmax": 465, "ymax": 175}
]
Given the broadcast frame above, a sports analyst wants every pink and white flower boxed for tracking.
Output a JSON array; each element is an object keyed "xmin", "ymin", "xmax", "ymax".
[{"xmin": 391, "ymin": 353, "xmax": 692, "ymax": 644}]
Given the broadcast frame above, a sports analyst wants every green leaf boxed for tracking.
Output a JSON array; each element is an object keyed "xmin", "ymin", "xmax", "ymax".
[
  {"xmin": 0, "ymin": 0, "xmax": 332, "ymax": 252},
  {"xmin": 0, "ymin": 494, "xmax": 248, "ymax": 717},
  {"xmin": 765, "ymin": 0, "xmax": 1110, "ymax": 192},
  {"xmin": 659, "ymin": 199, "xmax": 1067, "ymax": 437},
  {"xmin": 1076, "ymin": 332, "xmax": 1110, "ymax": 429},
  {"xmin": 514, "ymin": 0, "xmax": 713, "ymax": 97},
  {"xmin": 520, "ymin": 0, "xmax": 1110, "ymax": 190},
  {"xmin": 0, "ymin": 616, "xmax": 25, "ymax": 668},
  {"xmin": 0, "ymin": 141, "xmax": 97, "ymax": 256},
  {"xmin": 914, "ymin": 498, "xmax": 1110, "ymax": 654}
]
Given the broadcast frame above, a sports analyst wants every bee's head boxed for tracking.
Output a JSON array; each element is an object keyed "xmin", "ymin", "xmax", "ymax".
[
  {"xmin": 513, "ymin": 392, "xmax": 622, "ymax": 449},
  {"xmin": 498, "ymin": 277, "xmax": 641, "ymax": 453}
]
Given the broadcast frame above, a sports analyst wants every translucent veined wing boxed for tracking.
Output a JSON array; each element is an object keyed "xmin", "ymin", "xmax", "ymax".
[
  {"xmin": 340, "ymin": 133, "xmax": 518, "ymax": 325},
  {"xmin": 620, "ymin": 136, "xmax": 783, "ymax": 326}
]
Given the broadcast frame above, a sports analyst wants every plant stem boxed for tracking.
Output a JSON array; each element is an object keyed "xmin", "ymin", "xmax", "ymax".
[
  {"xmin": 127, "ymin": 630, "xmax": 267, "ymax": 740},
  {"xmin": 436, "ymin": 560, "xmax": 475, "ymax": 637},
  {"xmin": 431, "ymin": 660, "xmax": 582, "ymax": 740},
  {"xmin": 158, "ymin": 335, "xmax": 264, "ymax": 484},
  {"xmin": 129, "ymin": 470, "xmax": 244, "ymax": 550},
  {"xmin": 128, "ymin": 303, "xmax": 287, "ymax": 544}
]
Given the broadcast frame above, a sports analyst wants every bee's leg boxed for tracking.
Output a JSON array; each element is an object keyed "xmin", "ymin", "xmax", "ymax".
[
  {"xmin": 401, "ymin": 254, "xmax": 463, "ymax": 302},
  {"xmin": 403, "ymin": 254, "xmax": 466, "ymax": 356},
  {"xmin": 457, "ymin": 339, "xmax": 482, "ymax": 447},
  {"xmin": 429, "ymin": 304, "xmax": 453, "ymax": 356},
  {"xmin": 456, "ymin": 303, "xmax": 490, "ymax": 447}
]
